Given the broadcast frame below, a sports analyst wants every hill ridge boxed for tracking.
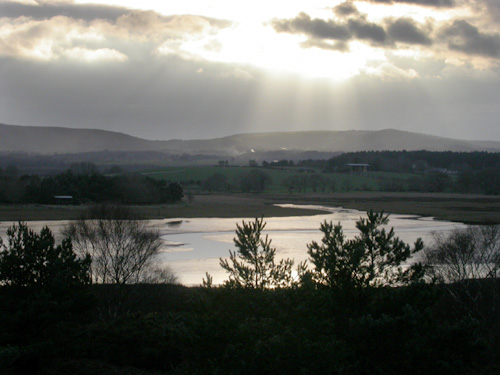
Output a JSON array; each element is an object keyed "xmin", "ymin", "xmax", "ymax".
[{"xmin": 1, "ymin": 123, "xmax": 499, "ymax": 155}]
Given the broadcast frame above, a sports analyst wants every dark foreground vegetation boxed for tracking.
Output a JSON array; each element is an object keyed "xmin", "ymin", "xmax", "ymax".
[
  {"xmin": 4, "ymin": 282, "xmax": 498, "ymax": 375},
  {"xmin": 1, "ymin": 210, "xmax": 500, "ymax": 374}
]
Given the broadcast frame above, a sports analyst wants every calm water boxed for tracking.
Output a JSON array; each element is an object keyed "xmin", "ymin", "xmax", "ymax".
[
  {"xmin": 157, "ymin": 205, "xmax": 465, "ymax": 285},
  {"xmin": 0, "ymin": 205, "xmax": 466, "ymax": 286}
]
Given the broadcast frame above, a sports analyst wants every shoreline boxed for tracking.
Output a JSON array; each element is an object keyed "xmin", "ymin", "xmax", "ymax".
[{"xmin": 1, "ymin": 192, "xmax": 499, "ymax": 224}]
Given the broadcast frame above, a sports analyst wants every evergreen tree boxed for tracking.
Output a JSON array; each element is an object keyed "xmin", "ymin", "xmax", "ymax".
[
  {"xmin": 0, "ymin": 223, "xmax": 91, "ymax": 293},
  {"xmin": 307, "ymin": 211, "xmax": 425, "ymax": 289},
  {"xmin": 220, "ymin": 217, "xmax": 295, "ymax": 289}
]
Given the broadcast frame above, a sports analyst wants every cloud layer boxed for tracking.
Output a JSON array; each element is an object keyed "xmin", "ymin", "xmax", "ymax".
[
  {"xmin": 272, "ymin": 1, "xmax": 500, "ymax": 63},
  {"xmin": 0, "ymin": 1, "xmax": 232, "ymax": 62},
  {"xmin": 361, "ymin": 0, "xmax": 454, "ymax": 7},
  {"xmin": 1, "ymin": 0, "xmax": 500, "ymax": 142}
]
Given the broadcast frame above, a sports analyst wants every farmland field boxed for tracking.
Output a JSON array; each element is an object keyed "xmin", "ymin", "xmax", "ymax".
[{"xmin": 141, "ymin": 165, "xmax": 416, "ymax": 194}]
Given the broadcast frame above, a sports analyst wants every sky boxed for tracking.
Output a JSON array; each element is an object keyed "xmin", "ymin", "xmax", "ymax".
[{"xmin": 1, "ymin": 0, "xmax": 499, "ymax": 141}]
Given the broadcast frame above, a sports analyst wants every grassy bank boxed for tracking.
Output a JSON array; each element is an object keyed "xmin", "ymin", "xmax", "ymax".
[
  {"xmin": 0, "ymin": 195, "xmax": 326, "ymax": 222},
  {"xmin": 1, "ymin": 192, "xmax": 499, "ymax": 224}
]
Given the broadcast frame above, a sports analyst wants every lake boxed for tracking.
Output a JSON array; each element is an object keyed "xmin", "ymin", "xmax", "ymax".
[
  {"xmin": 156, "ymin": 204, "xmax": 466, "ymax": 285},
  {"xmin": 0, "ymin": 204, "xmax": 466, "ymax": 286}
]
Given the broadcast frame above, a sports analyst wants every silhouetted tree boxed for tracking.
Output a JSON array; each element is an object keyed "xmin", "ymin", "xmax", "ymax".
[
  {"xmin": 64, "ymin": 205, "xmax": 162, "ymax": 285},
  {"xmin": 203, "ymin": 173, "xmax": 230, "ymax": 192},
  {"xmin": 164, "ymin": 182, "xmax": 184, "ymax": 202},
  {"xmin": 0, "ymin": 223, "xmax": 91, "ymax": 292},
  {"xmin": 220, "ymin": 217, "xmax": 295, "ymax": 289},
  {"xmin": 309, "ymin": 173, "xmax": 328, "ymax": 192},
  {"xmin": 423, "ymin": 172, "xmax": 451, "ymax": 192},
  {"xmin": 425, "ymin": 225, "xmax": 500, "ymax": 324},
  {"xmin": 307, "ymin": 211, "xmax": 425, "ymax": 289},
  {"xmin": 239, "ymin": 170, "xmax": 272, "ymax": 193},
  {"xmin": 282, "ymin": 175, "xmax": 307, "ymax": 193}
]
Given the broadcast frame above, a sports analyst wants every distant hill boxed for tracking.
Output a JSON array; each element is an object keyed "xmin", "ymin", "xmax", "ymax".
[
  {"xmin": 162, "ymin": 129, "xmax": 500, "ymax": 154},
  {"xmin": 1, "ymin": 123, "xmax": 500, "ymax": 155},
  {"xmin": 0, "ymin": 123, "xmax": 168, "ymax": 154}
]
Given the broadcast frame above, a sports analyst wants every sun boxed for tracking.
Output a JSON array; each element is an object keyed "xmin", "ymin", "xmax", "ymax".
[
  {"xmin": 179, "ymin": 20, "xmax": 386, "ymax": 81},
  {"xmin": 73, "ymin": 0, "xmax": 370, "ymax": 80},
  {"xmin": 70, "ymin": 0, "xmax": 428, "ymax": 81}
]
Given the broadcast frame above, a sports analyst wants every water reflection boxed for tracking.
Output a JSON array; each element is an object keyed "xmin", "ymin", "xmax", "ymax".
[
  {"xmin": 157, "ymin": 205, "xmax": 465, "ymax": 286},
  {"xmin": 0, "ymin": 205, "xmax": 466, "ymax": 286}
]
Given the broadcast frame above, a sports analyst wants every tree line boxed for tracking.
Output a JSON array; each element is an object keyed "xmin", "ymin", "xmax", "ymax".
[
  {"xmin": 200, "ymin": 167, "xmax": 500, "ymax": 195},
  {"xmin": 0, "ymin": 166, "xmax": 183, "ymax": 204},
  {"xmin": 326, "ymin": 150, "xmax": 500, "ymax": 173},
  {"xmin": 376, "ymin": 168, "xmax": 500, "ymax": 194},
  {"xmin": 202, "ymin": 169, "xmax": 273, "ymax": 193},
  {"xmin": 199, "ymin": 150, "xmax": 500, "ymax": 195},
  {"xmin": 202, "ymin": 169, "xmax": 336, "ymax": 194}
]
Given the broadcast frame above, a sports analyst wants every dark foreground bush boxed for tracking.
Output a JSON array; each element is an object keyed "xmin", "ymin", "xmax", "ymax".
[{"xmin": 1, "ymin": 283, "xmax": 499, "ymax": 375}]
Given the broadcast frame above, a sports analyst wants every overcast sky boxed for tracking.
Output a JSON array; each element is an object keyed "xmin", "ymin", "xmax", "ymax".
[{"xmin": 1, "ymin": 0, "xmax": 499, "ymax": 141}]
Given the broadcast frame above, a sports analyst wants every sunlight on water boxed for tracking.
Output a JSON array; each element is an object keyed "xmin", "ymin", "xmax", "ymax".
[
  {"xmin": 0, "ymin": 205, "xmax": 466, "ymax": 286},
  {"xmin": 155, "ymin": 205, "xmax": 466, "ymax": 286}
]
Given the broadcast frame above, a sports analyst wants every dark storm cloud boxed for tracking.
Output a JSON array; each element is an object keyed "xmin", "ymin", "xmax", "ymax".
[
  {"xmin": 0, "ymin": 2, "xmax": 130, "ymax": 22},
  {"xmin": 333, "ymin": 2, "xmax": 359, "ymax": 17},
  {"xmin": 348, "ymin": 19, "xmax": 387, "ymax": 44},
  {"xmin": 273, "ymin": 5, "xmax": 500, "ymax": 60},
  {"xmin": 440, "ymin": 20, "xmax": 500, "ymax": 57},
  {"xmin": 387, "ymin": 18, "xmax": 432, "ymax": 45},
  {"xmin": 273, "ymin": 13, "xmax": 434, "ymax": 49},
  {"xmin": 332, "ymin": 2, "xmax": 387, "ymax": 45},
  {"xmin": 273, "ymin": 13, "xmax": 388, "ymax": 48},
  {"xmin": 272, "ymin": 12, "xmax": 351, "ymax": 41},
  {"xmin": 360, "ymin": 0, "xmax": 455, "ymax": 7},
  {"xmin": 0, "ymin": 2, "xmax": 232, "ymax": 30}
]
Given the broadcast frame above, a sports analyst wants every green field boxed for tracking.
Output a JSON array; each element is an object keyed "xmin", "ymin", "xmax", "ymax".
[
  {"xmin": 142, "ymin": 165, "xmax": 252, "ymax": 182},
  {"xmin": 141, "ymin": 165, "xmax": 416, "ymax": 194}
]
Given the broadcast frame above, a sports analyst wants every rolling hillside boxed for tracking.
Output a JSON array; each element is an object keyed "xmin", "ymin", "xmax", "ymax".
[{"xmin": 1, "ymin": 123, "xmax": 499, "ymax": 155}]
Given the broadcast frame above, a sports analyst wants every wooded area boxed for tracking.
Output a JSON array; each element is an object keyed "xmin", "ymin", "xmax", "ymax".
[{"xmin": 0, "ymin": 166, "xmax": 183, "ymax": 204}]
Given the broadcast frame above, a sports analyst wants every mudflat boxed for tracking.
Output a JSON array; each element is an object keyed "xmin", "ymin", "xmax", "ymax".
[{"xmin": 0, "ymin": 192, "xmax": 499, "ymax": 224}]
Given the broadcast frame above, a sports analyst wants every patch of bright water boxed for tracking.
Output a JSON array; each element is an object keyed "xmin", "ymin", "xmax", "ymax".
[
  {"xmin": 0, "ymin": 205, "xmax": 466, "ymax": 286},
  {"xmin": 156, "ymin": 205, "xmax": 465, "ymax": 286}
]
